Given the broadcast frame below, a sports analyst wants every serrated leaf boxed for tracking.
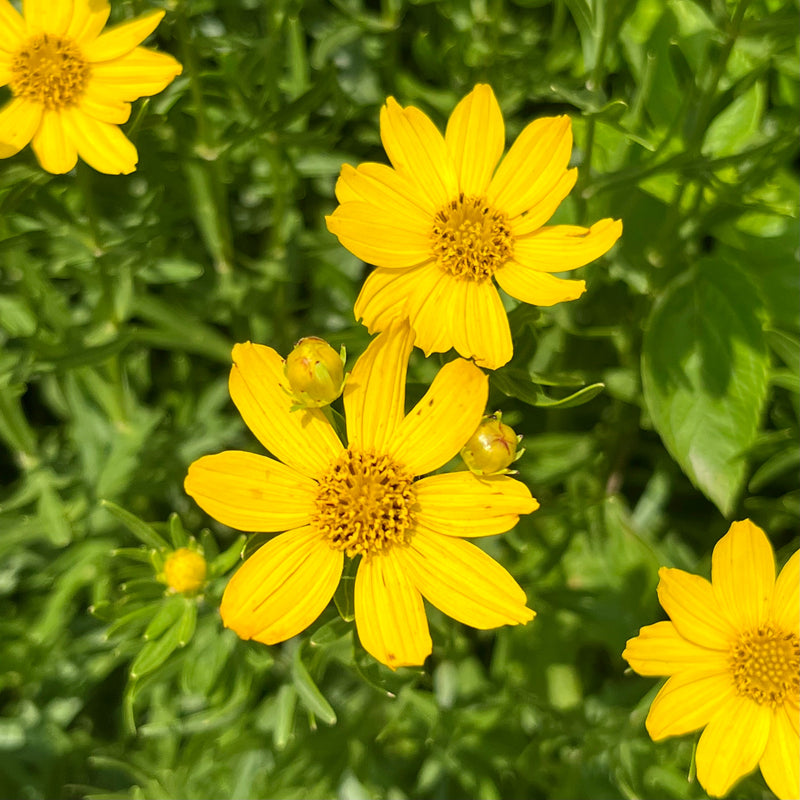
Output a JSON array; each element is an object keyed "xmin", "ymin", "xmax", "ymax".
[{"xmin": 642, "ymin": 257, "xmax": 769, "ymax": 516}]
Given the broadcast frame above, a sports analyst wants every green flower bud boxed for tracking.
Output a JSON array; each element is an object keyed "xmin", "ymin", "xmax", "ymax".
[
  {"xmin": 284, "ymin": 337, "xmax": 345, "ymax": 408},
  {"xmin": 461, "ymin": 412, "xmax": 523, "ymax": 476}
]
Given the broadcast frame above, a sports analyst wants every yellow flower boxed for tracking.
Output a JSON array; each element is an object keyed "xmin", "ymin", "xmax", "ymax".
[
  {"xmin": 162, "ymin": 547, "xmax": 207, "ymax": 595},
  {"xmin": 326, "ymin": 84, "xmax": 622, "ymax": 369},
  {"xmin": 623, "ymin": 520, "xmax": 799, "ymax": 799},
  {"xmin": 0, "ymin": 0, "xmax": 182, "ymax": 174},
  {"xmin": 185, "ymin": 320, "xmax": 538, "ymax": 669},
  {"xmin": 284, "ymin": 336, "xmax": 346, "ymax": 408}
]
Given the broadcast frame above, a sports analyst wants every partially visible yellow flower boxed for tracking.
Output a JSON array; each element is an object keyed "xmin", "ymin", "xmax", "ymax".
[
  {"xmin": 623, "ymin": 520, "xmax": 799, "ymax": 799},
  {"xmin": 162, "ymin": 547, "xmax": 207, "ymax": 595},
  {"xmin": 326, "ymin": 84, "xmax": 622, "ymax": 369},
  {"xmin": 185, "ymin": 319, "xmax": 538, "ymax": 669},
  {"xmin": 0, "ymin": 0, "xmax": 182, "ymax": 174},
  {"xmin": 461, "ymin": 412, "xmax": 522, "ymax": 476},
  {"xmin": 284, "ymin": 336, "xmax": 346, "ymax": 408}
]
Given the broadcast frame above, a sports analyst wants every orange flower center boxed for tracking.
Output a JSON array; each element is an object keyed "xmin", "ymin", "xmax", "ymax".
[
  {"xmin": 729, "ymin": 625, "xmax": 800, "ymax": 707},
  {"xmin": 11, "ymin": 34, "xmax": 90, "ymax": 110},
  {"xmin": 312, "ymin": 449, "xmax": 415, "ymax": 558},
  {"xmin": 432, "ymin": 194, "xmax": 514, "ymax": 281}
]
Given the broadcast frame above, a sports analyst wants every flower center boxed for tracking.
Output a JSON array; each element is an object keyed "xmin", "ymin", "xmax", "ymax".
[
  {"xmin": 11, "ymin": 34, "xmax": 90, "ymax": 110},
  {"xmin": 729, "ymin": 625, "xmax": 800, "ymax": 707},
  {"xmin": 431, "ymin": 194, "xmax": 514, "ymax": 281},
  {"xmin": 312, "ymin": 449, "xmax": 415, "ymax": 558}
]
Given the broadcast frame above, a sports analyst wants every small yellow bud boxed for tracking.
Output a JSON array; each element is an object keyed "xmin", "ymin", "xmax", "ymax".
[
  {"xmin": 284, "ymin": 337, "xmax": 345, "ymax": 408},
  {"xmin": 461, "ymin": 413, "xmax": 523, "ymax": 476},
  {"xmin": 163, "ymin": 548, "xmax": 207, "ymax": 595}
]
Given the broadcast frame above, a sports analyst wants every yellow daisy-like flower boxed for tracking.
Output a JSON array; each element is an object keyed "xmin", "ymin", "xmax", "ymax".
[
  {"xmin": 623, "ymin": 520, "xmax": 799, "ymax": 799},
  {"xmin": 0, "ymin": 0, "xmax": 182, "ymax": 174},
  {"xmin": 185, "ymin": 320, "xmax": 538, "ymax": 669},
  {"xmin": 326, "ymin": 84, "xmax": 623, "ymax": 369}
]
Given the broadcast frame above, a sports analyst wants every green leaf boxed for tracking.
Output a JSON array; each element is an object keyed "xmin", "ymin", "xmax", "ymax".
[
  {"xmin": 143, "ymin": 596, "xmax": 184, "ymax": 641},
  {"xmin": 642, "ymin": 257, "xmax": 769, "ymax": 515},
  {"xmin": 176, "ymin": 602, "xmax": 197, "ymax": 646},
  {"xmin": 101, "ymin": 500, "xmax": 167, "ymax": 550},
  {"xmin": 130, "ymin": 616, "xmax": 185, "ymax": 680},
  {"xmin": 291, "ymin": 646, "xmax": 337, "ymax": 726},
  {"xmin": 333, "ymin": 556, "xmax": 357, "ymax": 622},
  {"xmin": 491, "ymin": 368, "xmax": 605, "ymax": 408}
]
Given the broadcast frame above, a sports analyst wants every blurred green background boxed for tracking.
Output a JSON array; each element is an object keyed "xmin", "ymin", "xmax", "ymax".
[{"xmin": 0, "ymin": 0, "xmax": 797, "ymax": 797}]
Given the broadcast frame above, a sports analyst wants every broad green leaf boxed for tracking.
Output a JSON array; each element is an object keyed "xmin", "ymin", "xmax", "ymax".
[{"xmin": 642, "ymin": 257, "xmax": 769, "ymax": 516}]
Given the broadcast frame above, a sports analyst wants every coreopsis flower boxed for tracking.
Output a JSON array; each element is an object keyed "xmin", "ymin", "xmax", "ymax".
[
  {"xmin": 185, "ymin": 320, "xmax": 538, "ymax": 669},
  {"xmin": 326, "ymin": 84, "xmax": 622, "ymax": 369},
  {"xmin": 623, "ymin": 520, "xmax": 799, "ymax": 799},
  {"xmin": 461, "ymin": 412, "xmax": 523, "ymax": 476},
  {"xmin": 0, "ymin": 0, "xmax": 182, "ymax": 174}
]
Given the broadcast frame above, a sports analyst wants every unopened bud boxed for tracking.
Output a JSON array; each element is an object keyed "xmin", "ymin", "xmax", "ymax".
[
  {"xmin": 284, "ymin": 337, "xmax": 345, "ymax": 408},
  {"xmin": 162, "ymin": 547, "xmax": 207, "ymax": 595},
  {"xmin": 461, "ymin": 413, "xmax": 523, "ymax": 476}
]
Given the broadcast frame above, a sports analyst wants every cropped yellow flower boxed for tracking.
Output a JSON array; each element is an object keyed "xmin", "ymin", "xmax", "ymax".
[
  {"xmin": 185, "ymin": 320, "xmax": 538, "ymax": 669},
  {"xmin": 326, "ymin": 84, "xmax": 622, "ymax": 369},
  {"xmin": 623, "ymin": 520, "xmax": 799, "ymax": 799},
  {"xmin": 0, "ymin": 0, "xmax": 182, "ymax": 174}
]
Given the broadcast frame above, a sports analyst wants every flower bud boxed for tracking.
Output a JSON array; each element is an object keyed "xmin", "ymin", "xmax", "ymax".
[
  {"xmin": 284, "ymin": 337, "xmax": 345, "ymax": 408},
  {"xmin": 163, "ymin": 547, "xmax": 207, "ymax": 595},
  {"xmin": 461, "ymin": 413, "xmax": 523, "ymax": 476}
]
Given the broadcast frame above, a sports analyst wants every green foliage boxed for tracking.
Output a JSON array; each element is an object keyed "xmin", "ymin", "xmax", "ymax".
[{"xmin": 1, "ymin": 0, "xmax": 797, "ymax": 799}]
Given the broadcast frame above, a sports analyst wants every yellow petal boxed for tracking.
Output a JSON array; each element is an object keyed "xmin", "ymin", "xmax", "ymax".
[
  {"xmin": 760, "ymin": 702, "xmax": 800, "ymax": 800},
  {"xmin": 184, "ymin": 451, "xmax": 316, "ymax": 532},
  {"xmin": 67, "ymin": 0, "xmax": 110, "ymax": 45},
  {"xmin": 445, "ymin": 84, "xmax": 504, "ymax": 197},
  {"xmin": 354, "ymin": 550, "xmax": 432, "ymax": 669},
  {"xmin": 334, "ymin": 161, "xmax": 434, "ymax": 218},
  {"xmin": 31, "ymin": 109, "xmax": 77, "ymax": 174},
  {"xmin": 495, "ymin": 261, "xmax": 585, "ymax": 307},
  {"xmin": 0, "ymin": 0, "xmax": 25, "ymax": 53},
  {"xmin": 387, "ymin": 358, "xmax": 487, "ymax": 476},
  {"xmin": 380, "ymin": 96, "xmax": 458, "ymax": 209},
  {"xmin": 0, "ymin": 55, "xmax": 10, "ymax": 87},
  {"xmin": 24, "ymin": 0, "xmax": 72, "ymax": 35},
  {"xmin": 487, "ymin": 115, "xmax": 573, "ymax": 219},
  {"xmin": 83, "ymin": 10, "xmax": 164, "ymax": 62},
  {"xmin": 657, "ymin": 567, "xmax": 737, "ymax": 650},
  {"xmin": 79, "ymin": 86, "xmax": 131, "ymax": 124},
  {"xmin": 510, "ymin": 168, "xmax": 578, "ymax": 235},
  {"xmin": 696, "ymin": 694, "xmax": 772, "ymax": 798},
  {"xmin": 447, "ymin": 278, "xmax": 513, "ymax": 369},
  {"xmin": 90, "ymin": 46, "xmax": 182, "ymax": 101},
  {"xmin": 229, "ymin": 341, "xmax": 343, "ymax": 479},
  {"xmin": 325, "ymin": 202, "xmax": 433, "ymax": 269},
  {"xmin": 622, "ymin": 620, "xmax": 731, "ymax": 677},
  {"xmin": 221, "ymin": 526, "xmax": 342, "ymax": 644},
  {"xmin": 414, "ymin": 472, "xmax": 538, "ymax": 537},
  {"xmin": 772, "ymin": 549, "xmax": 799, "ymax": 633},
  {"xmin": 343, "ymin": 318, "xmax": 414, "ymax": 454},
  {"xmin": 0, "ymin": 97, "xmax": 42, "ymax": 158},
  {"xmin": 645, "ymin": 670, "xmax": 735, "ymax": 739},
  {"xmin": 712, "ymin": 519, "xmax": 776, "ymax": 632},
  {"xmin": 60, "ymin": 106, "xmax": 136, "ymax": 174},
  {"xmin": 513, "ymin": 219, "xmax": 623, "ymax": 272},
  {"xmin": 399, "ymin": 528, "xmax": 535, "ymax": 628},
  {"xmin": 354, "ymin": 264, "xmax": 454, "ymax": 357}
]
